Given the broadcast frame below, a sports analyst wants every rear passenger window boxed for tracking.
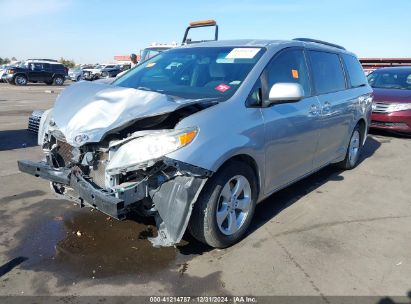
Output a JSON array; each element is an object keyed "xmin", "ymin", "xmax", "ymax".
[
  {"xmin": 309, "ymin": 51, "xmax": 346, "ymax": 94},
  {"xmin": 267, "ymin": 49, "xmax": 311, "ymax": 97},
  {"xmin": 342, "ymin": 54, "xmax": 367, "ymax": 88}
]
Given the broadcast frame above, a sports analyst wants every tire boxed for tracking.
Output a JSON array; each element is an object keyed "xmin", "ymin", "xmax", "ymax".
[
  {"xmin": 53, "ymin": 75, "xmax": 64, "ymax": 86},
  {"xmin": 14, "ymin": 75, "xmax": 27, "ymax": 86},
  {"xmin": 189, "ymin": 161, "xmax": 258, "ymax": 248},
  {"xmin": 336, "ymin": 124, "xmax": 363, "ymax": 170},
  {"xmin": 77, "ymin": 75, "xmax": 81, "ymax": 82}
]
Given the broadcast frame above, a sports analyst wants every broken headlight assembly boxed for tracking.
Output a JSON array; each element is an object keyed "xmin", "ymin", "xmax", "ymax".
[{"xmin": 106, "ymin": 127, "xmax": 198, "ymax": 174}]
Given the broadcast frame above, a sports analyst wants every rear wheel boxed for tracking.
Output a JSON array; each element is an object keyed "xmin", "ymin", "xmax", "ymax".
[
  {"xmin": 189, "ymin": 161, "xmax": 257, "ymax": 248},
  {"xmin": 53, "ymin": 75, "xmax": 64, "ymax": 86},
  {"xmin": 337, "ymin": 124, "xmax": 363, "ymax": 170},
  {"xmin": 14, "ymin": 75, "xmax": 27, "ymax": 85}
]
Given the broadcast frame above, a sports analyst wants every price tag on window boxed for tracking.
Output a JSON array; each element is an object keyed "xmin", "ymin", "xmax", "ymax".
[{"xmin": 226, "ymin": 48, "xmax": 261, "ymax": 59}]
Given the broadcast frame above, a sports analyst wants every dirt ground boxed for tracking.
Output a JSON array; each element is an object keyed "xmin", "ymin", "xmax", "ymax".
[{"xmin": 0, "ymin": 82, "xmax": 410, "ymax": 300}]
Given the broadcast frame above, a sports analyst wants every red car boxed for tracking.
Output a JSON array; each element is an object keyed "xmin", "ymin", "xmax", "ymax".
[{"xmin": 368, "ymin": 67, "xmax": 411, "ymax": 134}]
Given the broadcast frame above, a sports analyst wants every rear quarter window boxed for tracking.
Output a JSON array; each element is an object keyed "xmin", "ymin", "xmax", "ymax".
[
  {"xmin": 342, "ymin": 54, "xmax": 367, "ymax": 88},
  {"xmin": 308, "ymin": 51, "xmax": 346, "ymax": 94},
  {"xmin": 52, "ymin": 64, "xmax": 65, "ymax": 71}
]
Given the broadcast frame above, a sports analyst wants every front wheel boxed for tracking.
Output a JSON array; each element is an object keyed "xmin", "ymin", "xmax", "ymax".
[
  {"xmin": 337, "ymin": 124, "xmax": 363, "ymax": 170},
  {"xmin": 189, "ymin": 161, "xmax": 257, "ymax": 248},
  {"xmin": 14, "ymin": 75, "xmax": 27, "ymax": 85}
]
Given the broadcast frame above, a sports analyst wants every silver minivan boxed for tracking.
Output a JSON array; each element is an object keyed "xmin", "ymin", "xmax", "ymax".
[{"xmin": 18, "ymin": 38, "xmax": 373, "ymax": 248}]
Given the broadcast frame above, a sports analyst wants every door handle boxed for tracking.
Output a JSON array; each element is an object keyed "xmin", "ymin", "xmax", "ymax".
[
  {"xmin": 322, "ymin": 102, "xmax": 331, "ymax": 114},
  {"xmin": 308, "ymin": 104, "xmax": 320, "ymax": 116}
]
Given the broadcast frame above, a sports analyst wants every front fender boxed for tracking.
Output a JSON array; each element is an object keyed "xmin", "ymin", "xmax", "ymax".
[{"xmin": 167, "ymin": 102, "xmax": 265, "ymax": 173}]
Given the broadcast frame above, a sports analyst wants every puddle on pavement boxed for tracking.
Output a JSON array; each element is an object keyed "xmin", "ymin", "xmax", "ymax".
[
  {"xmin": 53, "ymin": 210, "xmax": 178, "ymax": 278},
  {"xmin": 6, "ymin": 199, "xmax": 210, "ymax": 283}
]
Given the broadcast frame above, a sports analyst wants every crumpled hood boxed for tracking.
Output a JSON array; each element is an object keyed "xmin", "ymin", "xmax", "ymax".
[{"xmin": 52, "ymin": 81, "xmax": 200, "ymax": 147}]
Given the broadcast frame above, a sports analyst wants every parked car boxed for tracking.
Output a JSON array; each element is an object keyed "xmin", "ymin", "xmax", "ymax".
[
  {"xmin": 28, "ymin": 109, "xmax": 45, "ymax": 133},
  {"xmin": 368, "ymin": 66, "xmax": 411, "ymax": 134},
  {"xmin": 68, "ymin": 67, "xmax": 84, "ymax": 81},
  {"xmin": 0, "ymin": 64, "xmax": 11, "ymax": 82},
  {"xmin": 18, "ymin": 38, "xmax": 372, "ymax": 248},
  {"xmin": 83, "ymin": 64, "xmax": 118, "ymax": 80},
  {"xmin": 100, "ymin": 65, "xmax": 121, "ymax": 78},
  {"xmin": 5, "ymin": 60, "xmax": 67, "ymax": 85}
]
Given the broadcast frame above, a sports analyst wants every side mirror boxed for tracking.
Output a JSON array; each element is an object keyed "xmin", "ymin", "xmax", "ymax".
[{"xmin": 266, "ymin": 82, "xmax": 304, "ymax": 106}]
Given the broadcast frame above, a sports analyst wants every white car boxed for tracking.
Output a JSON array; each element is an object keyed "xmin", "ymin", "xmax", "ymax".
[
  {"xmin": 83, "ymin": 64, "xmax": 118, "ymax": 80},
  {"xmin": 0, "ymin": 65, "xmax": 11, "ymax": 82},
  {"xmin": 68, "ymin": 67, "xmax": 83, "ymax": 81}
]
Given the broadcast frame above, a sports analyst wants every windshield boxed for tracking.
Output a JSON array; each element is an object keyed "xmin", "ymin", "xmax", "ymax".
[
  {"xmin": 113, "ymin": 47, "xmax": 265, "ymax": 100},
  {"xmin": 367, "ymin": 70, "xmax": 411, "ymax": 90}
]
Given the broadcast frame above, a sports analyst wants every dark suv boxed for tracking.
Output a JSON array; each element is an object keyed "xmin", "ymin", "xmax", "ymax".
[{"xmin": 5, "ymin": 61, "xmax": 68, "ymax": 86}]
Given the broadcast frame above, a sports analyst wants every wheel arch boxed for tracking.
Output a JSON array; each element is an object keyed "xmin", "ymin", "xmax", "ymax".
[
  {"xmin": 357, "ymin": 118, "xmax": 367, "ymax": 145},
  {"xmin": 14, "ymin": 73, "xmax": 27, "ymax": 79},
  {"xmin": 214, "ymin": 153, "xmax": 262, "ymax": 199}
]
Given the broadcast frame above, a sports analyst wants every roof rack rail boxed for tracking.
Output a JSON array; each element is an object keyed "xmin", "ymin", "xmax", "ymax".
[
  {"xmin": 27, "ymin": 58, "xmax": 59, "ymax": 62},
  {"xmin": 293, "ymin": 38, "xmax": 346, "ymax": 50}
]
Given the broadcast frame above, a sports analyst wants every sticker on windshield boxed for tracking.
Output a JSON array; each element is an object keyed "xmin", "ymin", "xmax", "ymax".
[
  {"xmin": 292, "ymin": 69, "xmax": 299, "ymax": 79},
  {"xmin": 215, "ymin": 84, "xmax": 231, "ymax": 92},
  {"xmin": 226, "ymin": 48, "xmax": 261, "ymax": 59}
]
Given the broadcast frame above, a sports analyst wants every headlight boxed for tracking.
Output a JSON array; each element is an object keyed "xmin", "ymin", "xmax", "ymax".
[
  {"xmin": 106, "ymin": 127, "xmax": 198, "ymax": 174},
  {"xmin": 388, "ymin": 103, "xmax": 411, "ymax": 112}
]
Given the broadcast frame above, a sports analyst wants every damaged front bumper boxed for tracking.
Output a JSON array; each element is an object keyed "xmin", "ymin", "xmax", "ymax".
[
  {"xmin": 17, "ymin": 160, "xmax": 140, "ymax": 220},
  {"xmin": 17, "ymin": 158, "xmax": 210, "ymax": 247}
]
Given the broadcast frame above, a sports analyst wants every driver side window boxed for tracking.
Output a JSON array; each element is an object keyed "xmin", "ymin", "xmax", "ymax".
[{"xmin": 267, "ymin": 49, "xmax": 311, "ymax": 97}]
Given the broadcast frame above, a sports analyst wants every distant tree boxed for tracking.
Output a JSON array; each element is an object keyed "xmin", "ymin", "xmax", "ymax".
[
  {"xmin": 11, "ymin": 57, "xmax": 17, "ymax": 61},
  {"xmin": 59, "ymin": 57, "xmax": 76, "ymax": 68},
  {"xmin": 0, "ymin": 57, "xmax": 13, "ymax": 64}
]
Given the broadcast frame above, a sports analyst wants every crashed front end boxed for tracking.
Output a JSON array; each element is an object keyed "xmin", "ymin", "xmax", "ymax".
[{"xmin": 18, "ymin": 83, "xmax": 213, "ymax": 247}]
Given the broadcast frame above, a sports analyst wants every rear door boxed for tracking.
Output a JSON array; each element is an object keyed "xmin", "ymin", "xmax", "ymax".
[
  {"xmin": 43, "ymin": 63, "xmax": 53, "ymax": 82},
  {"xmin": 261, "ymin": 48, "xmax": 321, "ymax": 193},
  {"xmin": 308, "ymin": 50, "xmax": 353, "ymax": 168}
]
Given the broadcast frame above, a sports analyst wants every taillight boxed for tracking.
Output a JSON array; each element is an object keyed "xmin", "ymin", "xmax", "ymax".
[{"xmin": 9, "ymin": 70, "xmax": 14, "ymax": 74}]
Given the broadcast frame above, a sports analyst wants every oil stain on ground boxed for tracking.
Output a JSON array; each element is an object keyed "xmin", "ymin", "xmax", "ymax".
[
  {"xmin": 4, "ymin": 198, "xmax": 224, "ymax": 294},
  {"xmin": 53, "ymin": 210, "xmax": 177, "ymax": 278}
]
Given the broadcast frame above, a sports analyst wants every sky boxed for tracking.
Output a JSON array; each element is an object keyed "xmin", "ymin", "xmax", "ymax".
[{"xmin": 0, "ymin": 0, "xmax": 410, "ymax": 64}]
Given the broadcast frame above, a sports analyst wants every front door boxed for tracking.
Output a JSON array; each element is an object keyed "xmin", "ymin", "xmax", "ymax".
[
  {"xmin": 28, "ymin": 63, "xmax": 47, "ymax": 82},
  {"xmin": 262, "ymin": 48, "xmax": 321, "ymax": 194}
]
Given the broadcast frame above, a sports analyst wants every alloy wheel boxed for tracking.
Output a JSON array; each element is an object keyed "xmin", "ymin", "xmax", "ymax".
[
  {"xmin": 216, "ymin": 175, "xmax": 252, "ymax": 236},
  {"xmin": 348, "ymin": 130, "xmax": 360, "ymax": 167}
]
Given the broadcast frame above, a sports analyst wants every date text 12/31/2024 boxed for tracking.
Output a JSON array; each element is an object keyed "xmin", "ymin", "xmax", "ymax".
[{"xmin": 149, "ymin": 296, "xmax": 257, "ymax": 303}]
